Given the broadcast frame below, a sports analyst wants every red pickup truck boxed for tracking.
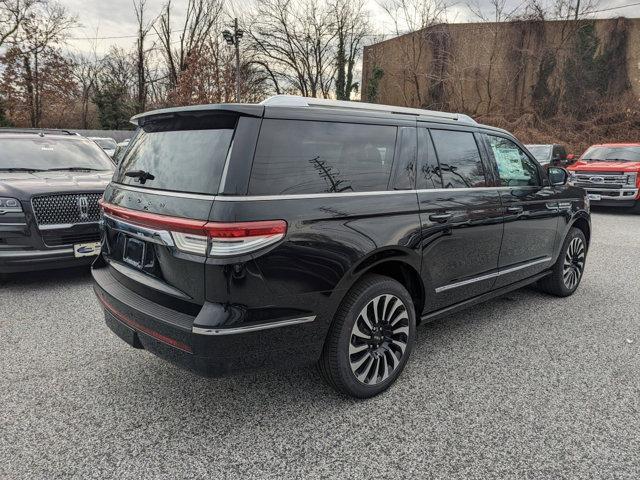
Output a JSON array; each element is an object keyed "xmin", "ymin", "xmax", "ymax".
[{"xmin": 567, "ymin": 143, "xmax": 640, "ymax": 212}]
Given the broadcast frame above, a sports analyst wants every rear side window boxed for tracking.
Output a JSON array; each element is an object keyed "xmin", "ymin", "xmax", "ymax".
[
  {"xmin": 417, "ymin": 128, "xmax": 443, "ymax": 189},
  {"xmin": 248, "ymin": 119, "xmax": 397, "ymax": 195},
  {"xmin": 115, "ymin": 114, "xmax": 236, "ymax": 194},
  {"xmin": 430, "ymin": 130, "xmax": 487, "ymax": 188}
]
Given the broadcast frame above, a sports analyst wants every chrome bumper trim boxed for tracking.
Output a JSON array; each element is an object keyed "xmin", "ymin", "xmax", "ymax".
[
  {"xmin": 39, "ymin": 222, "xmax": 100, "ymax": 230},
  {"xmin": 102, "ymin": 214, "xmax": 175, "ymax": 247},
  {"xmin": 192, "ymin": 316, "xmax": 316, "ymax": 335},
  {"xmin": 582, "ymin": 187, "xmax": 638, "ymax": 200}
]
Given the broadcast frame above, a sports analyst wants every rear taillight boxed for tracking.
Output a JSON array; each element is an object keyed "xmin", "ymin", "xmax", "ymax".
[
  {"xmin": 205, "ymin": 221, "xmax": 287, "ymax": 256},
  {"xmin": 99, "ymin": 200, "xmax": 287, "ymax": 256}
]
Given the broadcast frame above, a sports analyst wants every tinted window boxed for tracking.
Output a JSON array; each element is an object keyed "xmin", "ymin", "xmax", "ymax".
[
  {"xmin": 430, "ymin": 130, "xmax": 486, "ymax": 188},
  {"xmin": 527, "ymin": 145, "xmax": 552, "ymax": 164},
  {"xmin": 487, "ymin": 135, "xmax": 540, "ymax": 187},
  {"xmin": 0, "ymin": 137, "xmax": 114, "ymax": 171},
  {"xmin": 417, "ymin": 128, "xmax": 443, "ymax": 189},
  {"xmin": 249, "ymin": 120, "xmax": 397, "ymax": 195},
  {"xmin": 114, "ymin": 114, "xmax": 236, "ymax": 194},
  {"xmin": 581, "ymin": 145, "xmax": 640, "ymax": 162},
  {"xmin": 392, "ymin": 127, "xmax": 416, "ymax": 190}
]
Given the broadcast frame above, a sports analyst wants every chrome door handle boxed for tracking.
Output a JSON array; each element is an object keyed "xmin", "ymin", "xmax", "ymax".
[
  {"xmin": 506, "ymin": 206, "xmax": 523, "ymax": 214},
  {"xmin": 429, "ymin": 213, "xmax": 452, "ymax": 223}
]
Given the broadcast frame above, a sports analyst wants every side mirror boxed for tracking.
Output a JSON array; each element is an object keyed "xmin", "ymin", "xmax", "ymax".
[{"xmin": 548, "ymin": 167, "xmax": 568, "ymax": 186}]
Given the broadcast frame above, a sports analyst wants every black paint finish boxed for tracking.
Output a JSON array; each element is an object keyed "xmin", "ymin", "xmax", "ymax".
[{"xmin": 92, "ymin": 103, "xmax": 591, "ymax": 377}]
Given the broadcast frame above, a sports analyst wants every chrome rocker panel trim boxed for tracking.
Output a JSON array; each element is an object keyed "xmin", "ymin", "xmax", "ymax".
[{"xmin": 192, "ymin": 316, "xmax": 317, "ymax": 336}]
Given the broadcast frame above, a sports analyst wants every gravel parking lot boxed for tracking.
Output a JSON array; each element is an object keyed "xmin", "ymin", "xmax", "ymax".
[{"xmin": 1, "ymin": 210, "xmax": 639, "ymax": 479}]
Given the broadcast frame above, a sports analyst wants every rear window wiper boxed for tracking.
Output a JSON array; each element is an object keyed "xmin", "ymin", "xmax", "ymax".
[
  {"xmin": 0, "ymin": 167, "xmax": 47, "ymax": 172},
  {"xmin": 125, "ymin": 169, "xmax": 155, "ymax": 184}
]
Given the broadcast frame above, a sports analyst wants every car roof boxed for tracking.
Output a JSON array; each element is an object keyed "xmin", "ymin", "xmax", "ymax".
[
  {"xmin": 0, "ymin": 129, "xmax": 88, "ymax": 141},
  {"xmin": 589, "ymin": 143, "xmax": 640, "ymax": 147},
  {"xmin": 130, "ymin": 96, "xmax": 511, "ymax": 136}
]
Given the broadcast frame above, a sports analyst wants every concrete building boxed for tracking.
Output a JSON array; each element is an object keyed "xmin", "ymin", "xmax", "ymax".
[{"xmin": 361, "ymin": 18, "xmax": 640, "ymax": 116}]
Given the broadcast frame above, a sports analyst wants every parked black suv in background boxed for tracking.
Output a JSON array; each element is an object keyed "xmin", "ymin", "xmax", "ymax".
[
  {"xmin": 93, "ymin": 96, "xmax": 590, "ymax": 398},
  {"xmin": 526, "ymin": 144, "xmax": 573, "ymax": 167},
  {"xmin": 0, "ymin": 129, "xmax": 114, "ymax": 273}
]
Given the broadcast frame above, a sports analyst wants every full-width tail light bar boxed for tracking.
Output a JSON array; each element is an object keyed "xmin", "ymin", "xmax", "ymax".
[{"xmin": 99, "ymin": 200, "xmax": 287, "ymax": 256}]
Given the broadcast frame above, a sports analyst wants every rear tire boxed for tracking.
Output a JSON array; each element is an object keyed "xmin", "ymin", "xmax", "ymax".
[
  {"xmin": 538, "ymin": 227, "xmax": 587, "ymax": 297},
  {"xmin": 318, "ymin": 274, "xmax": 416, "ymax": 398}
]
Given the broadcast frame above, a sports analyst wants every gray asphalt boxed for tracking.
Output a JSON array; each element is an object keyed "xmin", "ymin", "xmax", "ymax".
[{"xmin": 1, "ymin": 210, "xmax": 639, "ymax": 479}]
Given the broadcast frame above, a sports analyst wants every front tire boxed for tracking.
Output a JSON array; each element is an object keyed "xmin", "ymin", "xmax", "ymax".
[
  {"xmin": 319, "ymin": 274, "xmax": 416, "ymax": 398},
  {"xmin": 538, "ymin": 227, "xmax": 587, "ymax": 297}
]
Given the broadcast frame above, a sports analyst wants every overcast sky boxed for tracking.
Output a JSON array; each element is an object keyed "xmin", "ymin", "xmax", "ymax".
[{"xmin": 63, "ymin": 0, "xmax": 640, "ymax": 55}]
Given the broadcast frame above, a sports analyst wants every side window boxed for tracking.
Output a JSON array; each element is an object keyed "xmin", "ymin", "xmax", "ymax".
[
  {"xmin": 248, "ymin": 120, "xmax": 397, "ymax": 195},
  {"xmin": 430, "ymin": 129, "xmax": 486, "ymax": 188},
  {"xmin": 417, "ymin": 128, "xmax": 443, "ymax": 189},
  {"xmin": 392, "ymin": 127, "xmax": 416, "ymax": 190},
  {"xmin": 486, "ymin": 135, "xmax": 540, "ymax": 187}
]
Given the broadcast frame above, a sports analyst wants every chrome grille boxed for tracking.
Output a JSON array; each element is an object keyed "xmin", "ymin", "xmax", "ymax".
[
  {"xmin": 31, "ymin": 193, "xmax": 102, "ymax": 226},
  {"xmin": 574, "ymin": 172, "xmax": 635, "ymax": 187}
]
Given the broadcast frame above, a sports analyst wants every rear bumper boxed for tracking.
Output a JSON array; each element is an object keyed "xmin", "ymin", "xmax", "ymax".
[
  {"xmin": 92, "ymin": 265, "xmax": 325, "ymax": 376},
  {"xmin": 0, "ymin": 247, "xmax": 95, "ymax": 273}
]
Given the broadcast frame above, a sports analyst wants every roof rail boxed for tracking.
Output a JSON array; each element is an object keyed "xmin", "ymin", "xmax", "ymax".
[
  {"xmin": 0, "ymin": 128, "xmax": 80, "ymax": 136},
  {"xmin": 260, "ymin": 95, "xmax": 476, "ymax": 124}
]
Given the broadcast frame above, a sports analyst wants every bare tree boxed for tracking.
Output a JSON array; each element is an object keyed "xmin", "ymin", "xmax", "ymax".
[
  {"xmin": 155, "ymin": 0, "xmax": 224, "ymax": 91},
  {"xmin": 331, "ymin": 0, "xmax": 369, "ymax": 100},
  {"xmin": 377, "ymin": 0, "xmax": 450, "ymax": 106},
  {"xmin": 133, "ymin": 0, "xmax": 155, "ymax": 112},
  {"xmin": 11, "ymin": 1, "xmax": 77, "ymax": 126},
  {"xmin": 0, "ymin": 0, "xmax": 35, "ymax": 48},
  {"xmin": 70, "ymin": 49, "xmax": 100, "ymax": 128},
  {"xmin": 247, "ymin": 0, "xmax": 336, "ymax": 98}
]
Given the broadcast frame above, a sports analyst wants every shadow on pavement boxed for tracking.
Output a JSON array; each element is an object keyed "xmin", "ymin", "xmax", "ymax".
[{"xmin": 0, "ymin": 265, "xmax": 92, "ymax": 287}]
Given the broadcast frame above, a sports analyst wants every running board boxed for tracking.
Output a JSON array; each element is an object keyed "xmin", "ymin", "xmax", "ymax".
[{"xmin": 421, "ymin": 271, "xmax": 551, "ymax": 323}]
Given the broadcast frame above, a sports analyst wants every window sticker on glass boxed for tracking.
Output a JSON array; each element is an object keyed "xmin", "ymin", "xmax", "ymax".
[{"xmin": 487, "ymin": 135, "xmax": 540, "ymax": 187}]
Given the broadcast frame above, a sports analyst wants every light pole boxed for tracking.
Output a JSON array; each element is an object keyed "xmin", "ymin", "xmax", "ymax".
[{"xmin": 222, "ymin": 18, "xmax": 243, "ymax": 103}]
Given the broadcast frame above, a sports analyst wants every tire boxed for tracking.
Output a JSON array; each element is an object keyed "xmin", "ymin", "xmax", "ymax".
[
  {"xmin": 538, "ymin": 227, "xmax": 587, "ymax": 297},
  {"xmin": 318, "ymin": 274, "xmax": 416, "ymax": 398}
]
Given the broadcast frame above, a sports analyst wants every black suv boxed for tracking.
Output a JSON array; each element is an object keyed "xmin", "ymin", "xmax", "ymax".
[
  {"xmin": 526, "ymin": 144, "xmax": 572, "ymax": 167},
  {"xmin": 93, "ymin": 96, "xmax": 590, "ymax": 398},
  {"xmin": 0, "ymin": 129, "xmax": 114, "ymax": 273}
]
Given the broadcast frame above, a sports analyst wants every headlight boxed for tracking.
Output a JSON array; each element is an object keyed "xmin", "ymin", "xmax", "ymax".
[
  {"xmin": 627, "ymin": 173, "xmax": 638, "ymax": 186},
  {"xmin": 0, "ymin": 197, "xmax": 23, "ymax": 214}
]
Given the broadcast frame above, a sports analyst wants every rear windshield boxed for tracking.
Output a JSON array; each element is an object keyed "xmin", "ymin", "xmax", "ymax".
[
  {"xmin": 582, "ymin": 146, "xmax": 640, "ymax": 162},
  {"xmin": 249, "ymin": 119, "xmax": 397, "ymax": 195},
  {"xmin": 0, "ymin": 137, "xmax": 114, "ymax": 171},
  {"xmin": 526, "ymin": 145, "xmax": 552, "ymax": 163},
  {"xmin": 114, "ymin": 114, "xmax": 236, "ymax": 194}
]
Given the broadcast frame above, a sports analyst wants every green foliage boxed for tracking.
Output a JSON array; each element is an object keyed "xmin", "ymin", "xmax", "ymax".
[
  {"xmin": 365, "ymin": 66, "xmax": 384, "ymax": 103},
  {"xmin": 92, "ymin": 79, "xmax": 135, "ymax": 130}
]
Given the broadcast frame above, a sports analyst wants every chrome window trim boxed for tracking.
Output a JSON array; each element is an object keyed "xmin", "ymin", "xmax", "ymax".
[
  {"xmin": 38, "ymin": 221, "xmax": 100, "ymax": 230},
  {"xmin": 112, "ymin": 183, "xmax": 217, "ymax": 200},
  {"xmin": 192, "ymin": 315, "xmax": 316, "ymax": 336},
  {"xmin": 112, "ymin": 183, "xmax": 548, "ymax": 202},
  {"xmin": 435, "ymin": 257, "xmax": 552, "ymax": 293}
]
